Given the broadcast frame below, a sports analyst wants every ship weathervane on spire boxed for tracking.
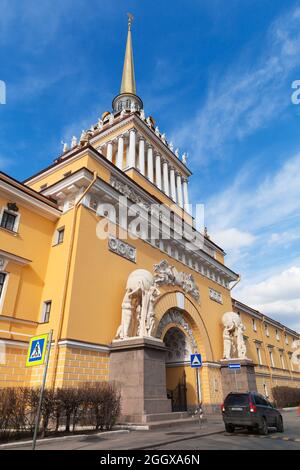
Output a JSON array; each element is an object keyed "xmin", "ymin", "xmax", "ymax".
[{"xmin": 127, "ymin": 12, "xmax": 134, "ymax": 31}]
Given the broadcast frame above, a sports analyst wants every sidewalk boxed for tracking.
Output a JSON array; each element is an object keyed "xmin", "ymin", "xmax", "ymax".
[{"xmin": 1, "ymin": 415, "xmax": 225, "ymax": 450}]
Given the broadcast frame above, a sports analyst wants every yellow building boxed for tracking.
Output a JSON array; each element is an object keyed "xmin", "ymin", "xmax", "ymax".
[{"xmin": 0, "ymin": 16, "xmax": 299, "ymax": 421}]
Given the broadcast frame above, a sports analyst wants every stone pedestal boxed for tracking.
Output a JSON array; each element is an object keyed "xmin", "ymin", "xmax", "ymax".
[
  {"xmin": 109, "ymin": 336, "xmax": 172, "ymax": 423},
  {"xmin": 220, "ymin": 359, "xmax": 257, "ymax": 399}
]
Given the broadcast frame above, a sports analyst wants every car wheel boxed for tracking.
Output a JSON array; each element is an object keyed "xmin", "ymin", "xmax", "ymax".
[
  {"xmin": 259, "ymin": 417, "xmax": 268, "ymax": 436},
  {"xmin": 247, "ymin": 426, "xmax": 253, "ymax": 433},
  {"xmin": 225, "ymin": 423, "xmax": 235, "ymax": 433},
  {"xmin": 276, "ymin": 416, "xmax": 284, "ymax": 433}
]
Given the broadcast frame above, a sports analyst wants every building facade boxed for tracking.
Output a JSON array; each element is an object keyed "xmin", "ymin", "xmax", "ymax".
[{"xmin": 0, "ymin": 17, "xmax": 299, "ymax": 420}]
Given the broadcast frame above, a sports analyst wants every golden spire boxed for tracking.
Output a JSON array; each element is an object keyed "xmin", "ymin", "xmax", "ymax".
[{"xmin": 120, "ymin": 13, "xmax": 136, "ymax": 95}]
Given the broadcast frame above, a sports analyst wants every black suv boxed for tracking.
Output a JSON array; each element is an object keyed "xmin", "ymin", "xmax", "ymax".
[{"xmin": 221, "ymin": 392, "xmax": 284, "ymax": 435}]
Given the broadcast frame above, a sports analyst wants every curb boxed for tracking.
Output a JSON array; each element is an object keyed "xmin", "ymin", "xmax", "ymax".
[
  {"xmin": 281, "ymin": 407, "xmax": 299, "ymax": 412},
  {"xmin": 0, "ymin": 429, "xmax": 130, "ymax": 449}
]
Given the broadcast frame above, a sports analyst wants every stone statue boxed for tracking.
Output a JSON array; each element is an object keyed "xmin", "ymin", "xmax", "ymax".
[
  {"xmin": 161, "ymin": 133, "xmax": 166, "ymax": 143},
  {"xmin": 153, "ymin": 260, "xmax": 200, "ymax": 301},
  {"xmin": 146, "ymin": 116, "xmax": 152, "ymax": 127},
  {"xmin": 61, "ymin": 141, "xmax": 68, "ymax": 153},
  {"xmin": 175, "ymin": 148, "xmax": 179, "ymax": 158},
  {"xmin": 115, "ymin": 269, "xmax": 160, "ymax": 340},
  {"xmin": 109, "ymin": 113, "xmax": 114, "ymax": 125},
  {"xmin": 116, "ymin": 285, "xmax": 141, "ymax": 340},
  {"xmin": 155, "ymin": 126, "xmax": 160, "ymax": 136},
  {"xmin": 98, "ymin": 119, "xmax": 103, "ymax": 130},
  {"xmin": 222, "ymin": 311, "xmax": 247, "ymax": 360},
  {"xmin": 223, "ymin": 325, "xmax": 234, "ymax": 359},
  {"xmin": 291, "ymin": 340, "xmax": 300, "ymax": 370},
  {"xmin": 182, "ymin": 152, "xmax": 188, "ymax": 164},
  {"xmin": 71, "ymin": 136, "xmax": 77, "ymax": 148},
  {"xmin": 140, "ymin": 109, "xmax": 145, "ymax": 120},
  {"xmin": 120, "ymin": 108, "xmax": 126, "ymax": 117}
]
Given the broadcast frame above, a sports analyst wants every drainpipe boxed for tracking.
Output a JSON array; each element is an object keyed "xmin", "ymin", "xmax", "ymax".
[
  {"xmin": 260, "ymin": 315, "xmax": 274, "ymax": 390},
  {"xmin": 50, "ymin": 171, "xmax": 98, "ymax": 388}
]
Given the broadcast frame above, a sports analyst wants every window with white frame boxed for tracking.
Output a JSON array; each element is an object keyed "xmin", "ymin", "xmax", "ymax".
[
  {"xmin": 269, "ymin": 349, "xmax": 275, "ymax": 367},
  {"xmin": 264, "ymin": 324, "xmax": 269, "ymax": 337},
  {"xmin": 280, "ymin": 352, "xmax": 285, "ymax": 369},
  {"xmin": 0, "ymin": 207, "xmax": 20, "ymax": 232},
  {"xmin": 256, "ymin": 346, "xmax": 262, "ymax": 365},
  {"xmin": 0, "ymin": 272, "xmax": 7, "ymax": 301},
  {"xmin": 54, "ymin": 227, "xmax": 65, "ymax": 245},
  {"xmin": 289, "ymin": 353, "xmax": 294, "ymax": 371},
  {"xmin": 41, "ymin": 301, "xmax": 52, "ymax": 323},
  {"xmin": 285, "ymin": 334, "xmax": 289, "ymax": 345},
  {"xmin": 252, "ymin": 318, "xmax": 257, "ymax": 332},
  {"xmin": 276, "ymin": 329, "xmax": 280, "ymax": 341}
]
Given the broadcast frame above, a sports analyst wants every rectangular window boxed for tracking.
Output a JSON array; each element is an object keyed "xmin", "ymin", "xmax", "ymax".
[
  {"xmin": 280, "ymin": 354, "xmax": 285, "ymax": 369},
  {"xmin": 0, "ymin": 272, "xmax": 7, "ymax": 300},
  {"xmin": 252, "ymin": 319, "xmax": 257, "ymax": 332},
  {"xmin": 269, "ymin": 350, "xmax": 274, "ymax": 367},
  {"xmin": 285, "ymin": 335, "xmax": 289, "ymax": 345},
  {"xmin": 264, "ymin": 324, "xmax": 269, "ymax": 337},
  {"xmin": 57, "ymin": 228, "xmax": 64, "ymax": 244},
  {"xmin": 276, "ymin": 329, "xmax": 280, "ymax": 341},
  {"xmin": 256, "ymin": 347, "xmax": 262, "ymax": 365},
  {"xmin": 41, "ymin": 301, "xmax": 52, "ymax": 323},
  {"xmin": 0, "ymin": 210, "xmax": 17, "ymax": 231},
  {"xmin": 54, "ymin": 227, "xmax": 65, "ymax": 245}
]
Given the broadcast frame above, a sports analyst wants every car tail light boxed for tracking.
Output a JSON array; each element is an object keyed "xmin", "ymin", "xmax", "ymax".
[
  {"xmin": 249, "ymin": 401, "xmax": 257, "ymax": 413},
  {"xmin": 221, "ymin": 403, "xmax": 225, "ymax": 412}
]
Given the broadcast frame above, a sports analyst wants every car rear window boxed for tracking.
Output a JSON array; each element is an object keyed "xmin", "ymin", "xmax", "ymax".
[{"xmin": 224, "ymin": 394, "xmax": 249, "ymax": 406}]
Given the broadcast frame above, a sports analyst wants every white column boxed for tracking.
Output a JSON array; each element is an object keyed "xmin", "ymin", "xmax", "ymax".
[
  {"xmin": 116, "ymin": 135, "xmax": 124, "ymax": 169},
  {"xmin": 147, "ymin": 144, "xmax": 154, "ymax": 183},
  {"xmin": 162, "ymin": 159, "xmax": 170, "ymax": 197},
  {"xmin": 106, "ymin": 141, "xmax": 113, "ymax": 162},
  {"xmin": 170, "ymin": 167, "xmax": 177, "ymax": 202},
  {"xmin": 176, "ymin": 172, "xmax": 183, "ymax": 208},
  {"xmin": 182, "ymin": 177, "xmax": 189, "ymax": 206},
  {"xmin": 128, "ymin": 129, "xmax": 136, "ymax": 168},
  {"xmin": 138, "ymin": 137, "xmax": 145, "ymax": 175},
  {"xmin": 155, "ymin": 154, "xmax": 162, "ymax": 190}
]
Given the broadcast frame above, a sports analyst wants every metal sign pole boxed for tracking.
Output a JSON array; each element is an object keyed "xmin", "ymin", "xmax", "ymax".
[
  {"xmin": 195, "ymin": 364, "xmax": 203, "ymax": 427},
  {"xmin": 234, "ymin": 370, "xmax": 238, "ymax": 391},
  {"xmin": 32, "ymin": 329, "xmax": 53, "ymax": 451}
]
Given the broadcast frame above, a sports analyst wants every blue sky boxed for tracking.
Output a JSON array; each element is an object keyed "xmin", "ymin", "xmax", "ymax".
[{"xmin": 0, "ymin": 0, "xmax": 300, "ymax": 331}]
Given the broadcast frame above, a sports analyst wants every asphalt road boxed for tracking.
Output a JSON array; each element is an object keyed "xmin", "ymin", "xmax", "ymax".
[
  {"xmin": 150, "ymin": 411, "xmax": 300, "ymax": 450},
  {"xmin": 1, "ymin": 410, "xmax": 299, "ymax": 450}
]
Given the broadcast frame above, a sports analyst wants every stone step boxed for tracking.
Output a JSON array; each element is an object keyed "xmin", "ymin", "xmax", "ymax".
[{"xmin": 143, "ymin": 411, "xmax": 189, "ymax": 423}]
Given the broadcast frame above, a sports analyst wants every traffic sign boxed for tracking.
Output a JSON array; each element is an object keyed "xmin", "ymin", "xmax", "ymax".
[
  {"xmin": 190, "ymin": 353, "xmax": 202, "ymax": 368},
  {"xmin": 26, "ymin": 334, "xmax": 48, "ymax": 367},
  {"xmin": 228, "ymin": 363, "xmax": 241, "ymax": 370}
]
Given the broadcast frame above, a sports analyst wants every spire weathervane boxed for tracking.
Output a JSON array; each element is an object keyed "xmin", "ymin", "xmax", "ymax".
[{"xmin": 127, "ymin": 12, "xmax": 134, "ymax": 31}]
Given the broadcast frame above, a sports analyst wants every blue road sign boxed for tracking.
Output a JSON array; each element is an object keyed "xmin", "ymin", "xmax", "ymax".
[
  {"xmin": 228, "ymin": 363, "xmax": 241, "ymax": 369},
  {"xmin": 26, "ymin": 334, "xmax": 48, "ymax": 367},
  {"xmin": 190, "ymin": 353, "xmax": 202, "ymax": 368}
]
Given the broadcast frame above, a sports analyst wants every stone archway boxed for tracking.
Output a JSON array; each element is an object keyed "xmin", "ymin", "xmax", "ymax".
[{"xmin": 154, "ymin": 290, "xmax": 214, "ymax": 362}]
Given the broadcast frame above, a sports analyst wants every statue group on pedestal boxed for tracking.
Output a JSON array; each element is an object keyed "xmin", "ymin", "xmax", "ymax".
[
  {"xmin": 116, "ymin": 269, "xmax": 160, "ymax": 340},
  {"xmin": 222, "ymin": 312, "xmax": 247, "ymax": 360}
]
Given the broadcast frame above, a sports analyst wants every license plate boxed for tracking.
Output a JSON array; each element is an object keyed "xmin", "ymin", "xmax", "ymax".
[{"xmin": 231, "ymin": 407, "xmax": 243, "ymax": 411}]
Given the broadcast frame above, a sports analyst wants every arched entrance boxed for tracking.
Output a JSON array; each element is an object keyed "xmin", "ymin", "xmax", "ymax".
[
  {"xmin": 155, "ymin": 306, "xmax": 199, "ymax": 411},
  {"xmin": 164, "ymin": 326, "xmax": 191, "ymax": 411}
]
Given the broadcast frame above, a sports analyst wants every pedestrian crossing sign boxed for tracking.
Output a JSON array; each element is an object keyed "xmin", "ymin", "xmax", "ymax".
[
  {"xmin": 26, "ymin": 334, "xmax": 48, "ymax": 367},
  {"xmin": 190, "ymin": 353, "xmax": 202, "ymax": 368}
]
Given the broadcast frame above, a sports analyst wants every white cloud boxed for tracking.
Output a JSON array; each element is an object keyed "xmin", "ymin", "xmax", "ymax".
[
  {"xmin": 235, "ymin": 266, "xmax": 300, "ymax": 332},
  {"xmin": 211, "ymin": 227, "xmax": 256, "ymax": 252},
  {"xmin": 173, "ymin": 6, "xmax": 300, "ymax": 164},
  {"xmin": 205, "ymin": 152, "xmax": 300, "ymax": 239}
]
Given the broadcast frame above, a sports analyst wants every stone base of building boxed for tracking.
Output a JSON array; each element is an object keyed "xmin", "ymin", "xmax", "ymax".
[
  {"xmin": 109, "ymin": 336, "xmax": 172, "ymax": 423},
  {"xmin": 220, "ymin": 358, "xmax": 257, "ymax": 398}
]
